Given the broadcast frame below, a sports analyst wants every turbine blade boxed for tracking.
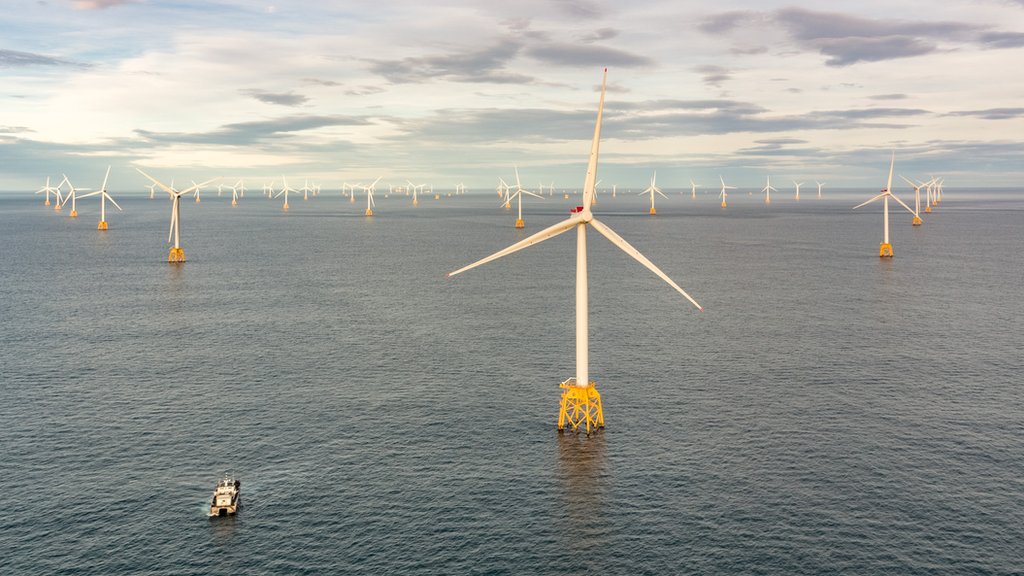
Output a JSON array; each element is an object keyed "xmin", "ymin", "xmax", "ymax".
[
  {"xmin": 890, "ymin": 192, "xmax": 918, "ymax": 216},
  {"xmin": 853, "ymin": 193, "xmax": 886, "ymax": 210},
  {"xmin": 589, "ymin": 217, "xmax": 703, "ymax": 311},
  {"xmin": 101, "ymin": 165, "xmax": 111, "ymax": 191},
  {"xmin": 136, "ymin": 168, "xmax": 175, "ymax": 195},
  {"xmin": 581, "ymin": 68, "xmax": 607, "ymax": 210},
  {"xmin": 77, "ymin": 190, "xmax": 102, "ymax": 199},
  {"xmin": 656, "ymin": 189, "xmax": 668, "ymax": 199},
  {"xmin": 447, "ymin": 216, "xmax": 579, "ymax": 278},
  {"xmin": 107, "ymin": 194, "xmax": 123, "ymax": 211}
]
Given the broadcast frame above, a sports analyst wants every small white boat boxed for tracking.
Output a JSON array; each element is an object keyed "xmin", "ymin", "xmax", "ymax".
[{"xmin": 209, "ymin": 476, "xmax": 240, "ymax": 517}]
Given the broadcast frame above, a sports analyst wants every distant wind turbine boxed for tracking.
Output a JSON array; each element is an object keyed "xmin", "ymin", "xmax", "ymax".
[
  {"xmin": 853, "ymin": 152, "xmax": 917, "ymax": 257},
  {"xmin": 719, "ymin": 176, "xmax": 735, "ymax": 208},
  {"xmin": 77, "ymin": 166, "xmax": 122, "ymax": 230},
  {"xmin": 639, "ymin": 171, "xmax": 667, "ymax": 215},
  {"xmin": 762, "ymin": 175, "xmax": 777, "ymax": 204}
]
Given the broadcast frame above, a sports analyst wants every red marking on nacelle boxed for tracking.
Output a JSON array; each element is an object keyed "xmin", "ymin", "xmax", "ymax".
[{"xmin": 570, "ymin": 206, "xmax": 584, "ymax": 213}]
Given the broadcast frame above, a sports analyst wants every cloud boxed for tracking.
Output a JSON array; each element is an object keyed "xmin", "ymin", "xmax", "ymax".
[
  {"xmin": 945, "ymin": 107, "xmax": 1024, "ymax": 120},
  {"xmin": 869, "ymin": 93, "xmax": 908, "ymax": 100},
  {"xmin": 368, "ymin": 40, "xmax": 531, "ymax": 84},
  {"xmin": 303, "ymin": 78, "xmax": 340, "ymax": 87},
  {"xmin": 72, "ymin": 0, "xmax": 138, "ymax": 8},
  {"xmin": 703, "ymin": 8, "xmax": 1019, "ymax": 66},
  {"xmin": 525, "ymin": 43, "xmax": 653, "ymax": 67},
  {"xmin": 978, "ymin": 31, "xmax": 1024, "ymax": 48},
  {"xmin": 134, "ymin": 115, "xmax": 372, "ymax": 146},
  {"xmin": 579, "ymin": 28, "xmax": 619, "ymax": 43},
  {"xmin": 553, "ymin": 0, "xmax": 604, "ymax": 19},
  {"xmin": 0, "ymin": 49, "xmax": 88, "ymax": 68},
  {"xmin": 241, "ymin": 89, "xmax": 309, "ymax": 107},
  {"xmin": 694, "ymin": 65, "xmax": 731, "ymax": 87},
  {"xmin": 699, "ymin": 11, "xmax": 759, "ymax": 34},
  {"xmin": 0, "ymin": 125, "xmax": 35, "ymax": 134}
]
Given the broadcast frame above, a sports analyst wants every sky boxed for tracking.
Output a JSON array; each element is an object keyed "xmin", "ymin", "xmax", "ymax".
[{"xmin": 2, "ymin": 0, "xmax": 1023, "ymax": 191}]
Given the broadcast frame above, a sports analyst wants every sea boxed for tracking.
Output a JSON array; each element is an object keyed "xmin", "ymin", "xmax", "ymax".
[{"xmin": 2, "ymin": 187, "xmax": 1022, "ymax": 574}]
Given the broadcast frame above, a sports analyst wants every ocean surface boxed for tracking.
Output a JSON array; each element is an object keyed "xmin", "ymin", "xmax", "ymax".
[{"xmin": 2, "ymin": 187, "xmax": 1022, "ymax": 574}]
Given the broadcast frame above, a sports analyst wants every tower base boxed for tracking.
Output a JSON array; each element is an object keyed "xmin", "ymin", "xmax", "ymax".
[
  {"xmin": 558, "ymin": 379, "xmax": 604, "ymax": 434},
  {"xmin": 912, "ymin": 216, "xmax": 922, "ymax": 226},
  {"xmin": 879, "ymin": 242, "xmax": 893, "ymax": 257},
  {"xmin": 98, "ymin": 221, "xmax": 108, "ymax": 231},
  {"xmin": 232, "ymin": 199, "xmax": 237, "ymax": 206},
  {"xmin": 649, "ymin": 207, "xmax": 656, "ymax": 215},
  {"xmin": 434, "ymin": 194, "xmax": 440, "ymax": 200},
  {"xmin": 925, "ymin": 205, "xmax": 932, "ymax": 213},
  {"xmin": 283, "ymin": 203, "xmax": 289, "ymax": 210},
  {"xmin": 195, "ymin": 197, "xmax": 201, "ymax": 203},
  {"xmin": 564, "ymin": 194, "xmax": 569, "ymax": 199},
  {"xmin": 721, "ymin": 201, "xmax": 726, "ymax": 208},
  {"xmin": 413, "ymin": 199, "xmax": 418, "ymax": 206},
  {"xmin": 45, "ymin": 199, "xmax": 51, "ymax": 206},
  {"xmin": 70, "ymin": 210, "xmax": 78, "ymax": 218},
  {"xmin": 365, "ymin": 208, "xmax": 373, "ymax": 216},
  {"xmin": 504, "ymin": 202, "xmax": 511, "ymax": 210},
  {"xmin": 515, "ymin": 219, "xmax": 525, "ymax": 229},
  {"xmin": 55, "ymin": 204, "xmax": 62, "ymax": 211},
  {"xmin": 168, "ymin": 247, "xmax": 185, "ymax": 263}
]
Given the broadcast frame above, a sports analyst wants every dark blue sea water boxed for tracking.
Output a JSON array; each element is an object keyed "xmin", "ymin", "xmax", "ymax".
[{"xmin": 2, "ymin": 188, "xmax": 1022, "ymax": 574}]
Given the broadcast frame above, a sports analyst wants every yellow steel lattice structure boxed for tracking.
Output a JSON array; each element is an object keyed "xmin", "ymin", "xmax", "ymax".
[{"xmin": 558, "ymin": 378, "xmax": 604, "ymax": 434}]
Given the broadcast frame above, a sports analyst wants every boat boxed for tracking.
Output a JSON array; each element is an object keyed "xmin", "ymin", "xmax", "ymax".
[{"xmin": 208, "ymin": 476, "xmax": 241, "ymax": 517}]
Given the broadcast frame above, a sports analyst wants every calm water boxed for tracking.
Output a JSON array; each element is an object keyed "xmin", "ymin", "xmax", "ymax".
[{"xmin": 2, "ymin": 188, "xmax": 1022, "ymax": 574}]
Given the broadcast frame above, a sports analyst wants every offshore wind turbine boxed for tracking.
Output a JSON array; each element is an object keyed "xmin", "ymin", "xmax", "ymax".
[
  {"xmin": 362, "ymin": 176, "xmax": 381, "ymax": 216},
  {"xmin": 719, "ymin": 176, "xmax": 735, "ymax": 208},
  {"xmin": 77, "ymin": 166, "xmax": 122, "ymax": 230},
  {"xmin": 793, "ymin": 180, "xmax": 804, "ymax": 201},
  {"xmin": 148, "ymin": 182, "xmax": 157, "ymax": 199},
  {"xmin": 276, "ymin": 176, "xmax": 297, "ymax": 210},
  {"xmin": 761, "ymin": 175, "xmax": 777, "ymax": 204},
  {"xmin": 853, "ymin": 152, "xmax": 918, "ymax": 257},
  {"xmin": 407, "ymin": 179, "xmax": 421, "ymax": 206},
  {"xmin": 900, "ymin": 175, "xmax": 931, "ymax": 226},
  {"xmin": 816, "ymin": 181, "xmax": 825, "ymax": 199},
  {"xmin": 690, "ymin": 179, "xmax": 700, "ymax": 199},
  {"xmin": 136, "ymin": 169, "xmax": 216, "ymax": 263},
  {"xmin": 446, "ymin": 69, "xmax": 703, "ymax": 433},
  {"xmin": 506, "ymin": 167, "xmax": 543, "ymax": 228},
  {"xmin": 192, "ymin": 181, "xmax": 204, "ymax": 203},
  {"xmin": 59, "ymin": 174, "xmax": 89, "ymax": 218},
  {"xmin": 36, "ymin": 177, "xmax": 59, "ymax": 206},
  {"xmin": 639, "ymin": 171, "xmax": 667, "ymax": 215}
]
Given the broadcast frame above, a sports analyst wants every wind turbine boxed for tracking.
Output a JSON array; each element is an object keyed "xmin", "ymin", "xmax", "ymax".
[
  {"xmin": 192, "ymin": 180, "xmax": 204, "ymax": 203},
  {"xmin": 302, "ymin": 179, "xmax": 312, "ymax": 200},
  {"xmin": 148, "ymin": 182, "xmax": 157, "ymax": 199},
  {"xmin": 816, "ymin": 181, "xmax": 825, "ymax": 199},
  {"xmin": 718, "ymin": 176, "xmax": 735, "ymax": 208},
  {"xmin": 639, "ymin": 171, "xmax": 667, "ymax": 215},
  {"xmin": 35, "ymin": 177, "xmax": 59, "ymax": 206},
  {"xmin": 136, "ymin": 169, "xmax": 216, "ymax": 263},
  {"xmin": 276, "ymin": 176, "xmax": 297, "ymax": 210},
  {"xmin": 446, "ymin": 69, "xmax": 703, "ymax": 433},
  {"xmin": 59, "ymin": 174, "xmax": 89, "ymax": 218},
  {"xmin": 900, "ymin": 175, "xmax": 931, "ymax": 226},
  {"xmin": 689, "ymin": 179, "xmax": 700, "ymax": 199},
  {"xmin": 506, "ymin": 167, "xmax": 543, "ymax": 228},
  {"xmin": 761, "ymin": 175, "xmax": 777, "ymax": 204},
  {"xmin": 407, "ymin": 179, "xmax": 421, "ymax": 206},
  {"xmin": 793, "ymin": 180, "xmax": 804, "ymax": 201},
  {"xmin": 853, "ymin": 152, "xmax": 917, "ymax": 257},
  {"xmin": 229, "ymin": 180, "xmax": 241, "ymax": 206},
  {"xmin": 77, "ymin": 166, "xmax": 122, "ymax": 230},
  {"xmin": 362, "ymin": 176, "xmax": 381, "ymax": 216}
]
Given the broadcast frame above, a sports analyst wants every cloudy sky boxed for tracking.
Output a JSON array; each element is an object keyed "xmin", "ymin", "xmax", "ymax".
[{"xmin": 2, "ymin": 0, "xmax": 1023, "ymax": 191}]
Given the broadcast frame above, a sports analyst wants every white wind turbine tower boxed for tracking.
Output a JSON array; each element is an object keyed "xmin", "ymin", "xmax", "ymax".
[
  {"xmin": 77, "ymin": 166, "xmax": 122, "ymax": 230},
  {"xmin": 59, "ymin": 174, "xmax": 89, "ymax": 218},
  {"xmin": 301, "ymin": 179, "xmax": 312, "ymax": 200},
  {"xmin": 148, "ymin": 182, "xmax": 157, "ymax": 199},
  {"xmin": 793, "ymin": 180, "xmax": 804, "ymax": 201},
  {"xmin": 690, "ymin": 179, "xmax": 700, "ymax": 199},
  {"xmin": 276, "ymin": 176, "xmax": 297, "ymax": 210},
  {"xmin": 237, "ymin": 179, "xmax": 246, "ymax": 198},
  {"xmin": 761, "ymin": 175, "xmax": 777, "ymax": 204},
  {"xmin": 36, "ymin": 177, "xmax": 60, "ymax": 206},
  {"xmin": 407, "ymin": 179, "xmax": 421, "ymax": 205},
  {"xmin": 447, "ymin": 69, "xmax": 703, "ymax": 433},
  {"xmin": 639, "ymin": 171, "xmax": 667, "ymax": 215},
  {"xmin": 136, "ymin": 169, "xmax": 216, "ymax": 263},
  {"xmin": 506, "ymin": 167, "xmax": 543, "ymax": 228},
  {"xmin": 499, "ymin": 178, "xmax": 512, "ymax": 209},
  {"xmin": 718, "ymin": 175, "xmax": 735, "ymax": 208},
  {"xmin": 362, "ymin": 176, "xmax": 381, "ymax": 216},
  {"xmin": 900, "ymin": 175, "xmax": 931, "ymax": 226},
  {"xmin": 345, "ymin": 182, "xmax": 359, "ymax": 203},
  {"xmin": 816, "ymin": 181, "xmax": 825, "ymax": 199},
  {"xmin": 191, "ymin": 180, "xmax": 205, "ymax": 203},
  {"xmin": 853, "ymin": 152, "xmax": 917, "ymax": 257},
  {"xmin": 229, "ymin": 180, "xmax": 242, "ymax": 206}
]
